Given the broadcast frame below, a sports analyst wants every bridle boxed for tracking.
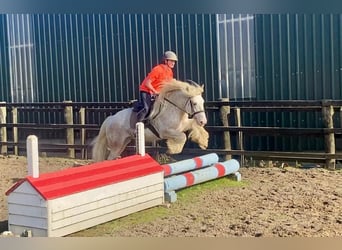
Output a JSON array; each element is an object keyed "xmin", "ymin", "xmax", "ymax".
[
  {"xmin": 164, "ymin": 95, "xmax": 205, "ymax": 119},
  {"xmin": 145, "ymin": 80, "xmax": 206, "ymax": 139},
  {"xmin": 144, "ymin": 95, "xmax": 205, "ymax": 139}
]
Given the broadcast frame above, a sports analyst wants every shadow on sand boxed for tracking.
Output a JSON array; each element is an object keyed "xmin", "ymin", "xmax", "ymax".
[{"xmin": 0, "ymin": 220, "xmax": 8, "ymax": 232}]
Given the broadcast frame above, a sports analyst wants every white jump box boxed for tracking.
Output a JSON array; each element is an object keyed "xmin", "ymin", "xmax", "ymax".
[{"xmin": 6, "ymin": 154, "xmax": 164, "ymax": 237}]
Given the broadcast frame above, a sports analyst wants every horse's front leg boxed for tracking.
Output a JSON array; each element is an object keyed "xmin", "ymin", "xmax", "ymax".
[
  {"xmin": 164, "ymin": 130, "xmax": 187, "ymax": 154},
  {"xmin": 188, "ymin": 124, "xmax": 209, "ymax": 149}
]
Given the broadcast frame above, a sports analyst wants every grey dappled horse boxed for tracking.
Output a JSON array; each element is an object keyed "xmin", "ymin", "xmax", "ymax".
[{"xmin": 91, "ymin": 79, "xmax": 209, "ymax": 162}]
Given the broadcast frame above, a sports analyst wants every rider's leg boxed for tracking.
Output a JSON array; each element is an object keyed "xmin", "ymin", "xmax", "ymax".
[{"xmin": 137, "ymin": 91, "xmax": 152, "ymax": 122}]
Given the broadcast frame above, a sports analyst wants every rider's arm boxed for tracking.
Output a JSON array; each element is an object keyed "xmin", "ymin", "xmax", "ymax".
[{"xmin": 143, "ymin": 78, "xmax": 158, "ymax": 94}]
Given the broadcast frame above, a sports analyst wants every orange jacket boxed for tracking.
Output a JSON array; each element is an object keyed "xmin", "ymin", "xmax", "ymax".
[{"xmin": 139, "ymin": 64, "xmax": 173, "ymax": 94}]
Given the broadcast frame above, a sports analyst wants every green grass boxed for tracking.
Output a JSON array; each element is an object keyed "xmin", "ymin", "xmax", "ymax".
[
  {"xmin": 69, "ymin": 176, "xmax": 247, "ymax": 237},
  {"xmin": 176, "ymin": 176, "xmax": 246, "ymax": 203}
]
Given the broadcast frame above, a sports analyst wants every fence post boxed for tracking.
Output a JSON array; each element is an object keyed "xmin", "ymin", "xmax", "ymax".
[
  {"xmin": 322, "ymin": 100, "xmax": 335, "ymax": 170},
  {"xmin": 219, "ymin": 98, "xmax": 231, "ymax": 160},
  {"xmin": 234, "ymin": 107, "xmax": 244, "ymax": 166},
  {"xmin": 0, "ymin": 102, "xmax": 7, "ymax": 155},
  {"xmin": 12, "ymin": 107, "xmax": 18, "ymax": 155},
  {"xmin": 79, "ymin": 107, "xmax": 86, "ymax": 159},
  {"xmin": 340, "ymin": 107, "xmax": 342, "ymax": 132},
  {"xmin": 64, "ymin": 101, "xmax": 75, "ymax": 158}
]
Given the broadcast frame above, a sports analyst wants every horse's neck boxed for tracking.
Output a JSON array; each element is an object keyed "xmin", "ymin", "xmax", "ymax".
[
  {"xmin": 151, "ymin": 91, "xmax": 184, "ymax": 116},
  {"xmin": 150, "ymin": 92, "xmax": 189, "ymax": 128}
]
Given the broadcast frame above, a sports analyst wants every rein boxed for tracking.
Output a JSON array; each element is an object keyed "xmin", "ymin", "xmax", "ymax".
[{"xmin": 164, "ymin": 96, "xmax": 205, "ymax": 119}]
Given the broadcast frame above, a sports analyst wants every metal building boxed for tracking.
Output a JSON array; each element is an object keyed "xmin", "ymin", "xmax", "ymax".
[
  {"xmin": 1, "ymin": 14, "xmax": 218, "ymax": 103},
  {"xmin": 1, "ymin": 14, "xmax": 342, "ymax": 152},
  {"xmin": 2, "ymin": 14, "xmax": 341, "ymax": 103},
  {"xmin": 252, "ymin": 14, "xmax": 342, "ymax": 151}
]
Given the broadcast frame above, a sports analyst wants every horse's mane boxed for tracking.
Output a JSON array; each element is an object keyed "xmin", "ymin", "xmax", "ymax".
[{"xmin": 158, "ymin": 79, "xmax": 203, "ymax": 99}]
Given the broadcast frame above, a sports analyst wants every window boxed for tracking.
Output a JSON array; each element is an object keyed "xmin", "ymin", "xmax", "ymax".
[
  {"xmin": 7, "ymin": 14, "xmax": 36, "ymax": 102},
  {"xmin": 216, "ymin": 14, "xmax": 255, "ymax": 100}
]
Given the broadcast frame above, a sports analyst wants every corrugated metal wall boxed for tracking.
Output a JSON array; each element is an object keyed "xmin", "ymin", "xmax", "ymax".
[
  {"xmin": 0, "ymin": 15, "xmax": 10, "ymax": 102},
  {"xmin": 247, "ymin": 14, "xmax": 342, "ymax": 151},
  {"xmin": 3, "ymin": 14, "xmax": 342, "ymax": 104},
  {"xmin": 3, "ymin": 13, "xmax": 342, "ymax": 152},
  {"xmin": 254, "ymin": 14, "xmax": 342, "ymax": 101},
  {"xmin": 0, "ymin": 14, "xmax": 222, "ymax": 149},
  {"xmin": 3, "ymin": 14, "xmax": 218, "ymax": 103}
]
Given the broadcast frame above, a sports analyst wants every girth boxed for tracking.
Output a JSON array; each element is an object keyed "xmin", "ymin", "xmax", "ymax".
[{"xmin": 145, "ymin": 122, "xmax": 161, "ymax": 139}]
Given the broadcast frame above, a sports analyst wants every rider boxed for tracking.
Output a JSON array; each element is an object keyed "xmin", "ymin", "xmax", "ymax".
[{"xmin": 137, "ymin": 50, "xmax": 178, "ymax": 122}]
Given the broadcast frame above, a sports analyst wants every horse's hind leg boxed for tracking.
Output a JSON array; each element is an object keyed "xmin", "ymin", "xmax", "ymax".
[
  {"xmin": 107, "ymin": 150, "xmax": 121, "ymax": 160},
  {"xmin": 107, "ymin": 136, "xmax": 132, "ymax": 160}
]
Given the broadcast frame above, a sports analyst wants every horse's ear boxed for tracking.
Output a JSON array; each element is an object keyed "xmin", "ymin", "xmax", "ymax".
[
  {"xmin": 201, "ymin": 84, "xmax": 204, "ymax": 90},
  {"xmin": 186, "ymin": 79, "xmax": 201, "ymax": 88}
]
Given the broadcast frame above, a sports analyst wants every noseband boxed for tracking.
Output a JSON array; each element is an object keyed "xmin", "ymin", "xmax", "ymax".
[{"xmin": 164, "ymin": 96, "xmax": 205, "ymax": 119}]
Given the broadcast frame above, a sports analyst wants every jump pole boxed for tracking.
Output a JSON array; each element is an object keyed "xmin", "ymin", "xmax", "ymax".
[
  {"xmin": 27, "ymin": 135, "xmax": 39, "ymax": 178},
  {"xmin": 162, "ymin": 153, "xmax": 219, "ymax": 177},
  {"xmin": 135, "ymin": 122, "xmax": 145, "ymax": 156},
  {"xmin": 164, "ymin": 159, "xmax": 241, "ymax": 202}
]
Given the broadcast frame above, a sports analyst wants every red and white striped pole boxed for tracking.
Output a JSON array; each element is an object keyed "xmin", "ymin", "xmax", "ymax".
[{"xmin": 162, "ymin": 153, "xmax": 219, "ymax": 177}]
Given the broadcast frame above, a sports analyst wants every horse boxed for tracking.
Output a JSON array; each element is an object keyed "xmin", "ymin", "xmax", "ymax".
[{"xmin": 91, "ymin": 79, "xmax": 209, "ymax": 162}]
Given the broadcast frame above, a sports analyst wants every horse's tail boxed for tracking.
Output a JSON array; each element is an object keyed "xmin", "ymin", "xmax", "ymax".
[{"xmin": 91, "ymin": 122, "xmax": 109, "ymax": 162}]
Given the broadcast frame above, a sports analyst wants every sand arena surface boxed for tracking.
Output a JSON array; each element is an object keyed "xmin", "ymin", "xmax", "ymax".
[{"xmin": 0, "ymin": 155, "xmax": 341, "ymax": 237}]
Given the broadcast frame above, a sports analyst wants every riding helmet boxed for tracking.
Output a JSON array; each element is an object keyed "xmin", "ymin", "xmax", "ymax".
[{"xmin": 163, "ymin": 51, "xmax": 178, "ymax": 61}]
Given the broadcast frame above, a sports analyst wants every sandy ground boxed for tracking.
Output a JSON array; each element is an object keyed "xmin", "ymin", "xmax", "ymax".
[
  {"xmin": 0, "ymin": 154, "xmax": 92, "ymax": 234},
  {"xmin": 0, "ymin": 154, "xmax": 341, "ymax": 237}
]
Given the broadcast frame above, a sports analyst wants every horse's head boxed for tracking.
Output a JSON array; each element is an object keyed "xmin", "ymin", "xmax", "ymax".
[
  {"xmin": 187, "ymin": 92, "xmax": 207, "ymax": 126},
  {"xmin": 184, "ymin": 80, "xmax": 207, "ymax": 126}
]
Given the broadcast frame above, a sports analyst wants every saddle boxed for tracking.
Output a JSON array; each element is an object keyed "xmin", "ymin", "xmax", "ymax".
[
  {"xmin": 129, "ymin": 99, "xmax": 161, "ymax": 138},
  {"xmin": 129, "ymin": 99, "xmax": 152, "ymax": 123},
  {"xmin": 131, "ymin": 100, "xmax": 143, "ymax": 113}
]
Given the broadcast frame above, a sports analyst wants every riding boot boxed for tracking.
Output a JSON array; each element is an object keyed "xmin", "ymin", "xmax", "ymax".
[{"xmin": 137, "ymin": 108, "xmax": 147, "ymax": 123}]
